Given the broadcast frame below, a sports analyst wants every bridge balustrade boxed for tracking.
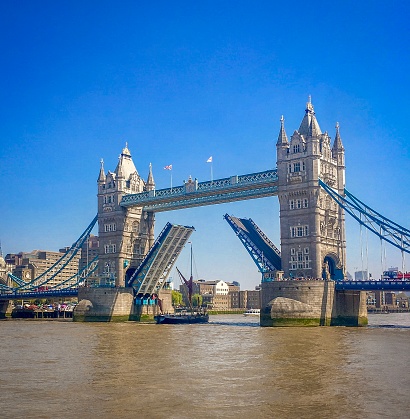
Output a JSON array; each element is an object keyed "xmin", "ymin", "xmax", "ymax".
[{"xmin": 120, "ymin": 169, "xmax": 279, "ymax": 211}]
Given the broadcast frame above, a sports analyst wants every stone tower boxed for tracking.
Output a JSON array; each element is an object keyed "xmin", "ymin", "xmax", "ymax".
[
  {"xmin": 276, "ymin": 99, "xmax": 346, "ymax": 280},
  {"xmin": 97, "ymin": 144, "xmax": 155, "ymax": 287}
]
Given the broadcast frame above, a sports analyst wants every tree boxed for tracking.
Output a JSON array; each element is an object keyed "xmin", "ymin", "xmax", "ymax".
[
  {"xmin": 171, "ymin": 290, "xmax": 183, "ymax": 307},
  {"xmin": 192, "ymin": 293, "xmax": 202, "ymax": 307}
]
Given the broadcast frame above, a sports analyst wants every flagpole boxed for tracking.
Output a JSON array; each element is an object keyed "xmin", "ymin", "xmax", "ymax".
[
  {"xmin": 164, "ymin": 165, "xmax": 173, "ymax": 192},
  {"xmin": 207, "ymin": 156, "xmax": 213, "ymax": 182}
]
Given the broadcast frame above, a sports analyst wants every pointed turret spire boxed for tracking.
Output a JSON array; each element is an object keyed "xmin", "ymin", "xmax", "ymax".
[
  {"xmin": 114, "ymin": 142, "xmax": 138, "ymax": 179},
  {"xmin": 97, "ymin": 158, "xmax": 106, "ymax": 183},
  {"xmin": 276, "ymin": 115, "xmax": 289, "ymax": 146},
  {"xmin": 146, "ymin": 162, "xmax": 155, "ymax": 191},
  {"xmin": 332, "ymin": 122, "xmax": 344, "ymax": 151},
  {"xmin": 116, "ymin": 154, "xmax": 124, "ymax": 178},
  {"xmin": 298, "ymin": 96, "xmax": 322, "ymax": 137}
]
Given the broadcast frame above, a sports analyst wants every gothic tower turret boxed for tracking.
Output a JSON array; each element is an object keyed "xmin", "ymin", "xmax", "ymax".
[
  {"xmin": 276, "ymin": 99, "xmax": 346, "ymax": 280},
  {"xmin": 97, "ymin": 144, "xmax": 155, "ymax": 287},
  {"xmin": 144, "ymin": 163, "xmax": 156, "ymax": 249}
]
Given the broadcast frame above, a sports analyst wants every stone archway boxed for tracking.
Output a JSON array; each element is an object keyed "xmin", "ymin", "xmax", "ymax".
[
  {"xmin": 322, "ymin": 254, "xmax": 344, "ymax": 280},
  {"xmin": 125, "ymin": 267, "xmax": 136, "ymax": 285}
]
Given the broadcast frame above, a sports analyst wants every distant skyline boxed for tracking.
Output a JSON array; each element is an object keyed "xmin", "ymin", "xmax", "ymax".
[{"xmin": 1, "ymin": 1, "xmax": 409, "ymax": 289}]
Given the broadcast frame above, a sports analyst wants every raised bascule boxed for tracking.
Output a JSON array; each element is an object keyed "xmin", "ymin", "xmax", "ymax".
[{"xmin": 1, "ymin": 99, "xmax": 410, "ymax": 325}]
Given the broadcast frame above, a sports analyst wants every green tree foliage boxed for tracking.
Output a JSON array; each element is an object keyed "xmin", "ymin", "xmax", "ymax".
[
  {"xmin": 192, "ymin": 293, "xmax": 202, "ymax": 307},
  {"xmin": 171, "ymin": 290, "xmax": 183, "ymax": 306}
]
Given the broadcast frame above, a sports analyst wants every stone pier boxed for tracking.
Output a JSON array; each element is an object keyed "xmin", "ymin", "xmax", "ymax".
[
  {"xmin": 260, "ymin": 280, "xmax": 367, "ymax": 327},
  {"xmin": 0, "ymin": 300, "xmax": 12, "ymax": 319},
  {"xmin": 73, "ymin": 287, "xmax": 173, "ymax": 322}
]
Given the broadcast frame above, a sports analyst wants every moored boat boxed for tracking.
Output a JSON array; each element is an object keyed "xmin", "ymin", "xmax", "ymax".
[
  {"xmin": 155, "ymin": 311, "xmax": 209, "ymax": 324},
  {"xmin": 243, "ymin": 308, "xmax": 260, "ymax": 316},
  {"xmin": 156, "ymin": 242, "xmax": 209, "ymax": 325}
]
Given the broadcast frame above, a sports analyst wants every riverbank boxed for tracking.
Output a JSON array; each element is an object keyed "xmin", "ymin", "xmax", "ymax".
[{"xmin": 368, "ymin": 308, "xmax": 410, "ymax": 314}]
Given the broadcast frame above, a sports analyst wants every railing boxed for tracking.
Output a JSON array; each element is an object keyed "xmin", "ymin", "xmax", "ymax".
[
  {"xmin": 120, "ymin": 169, "xmax": 278, "ymax": 206},
  {"xmin": 335, "ymin": 280, "xmax": 410, "ymax": 291}
]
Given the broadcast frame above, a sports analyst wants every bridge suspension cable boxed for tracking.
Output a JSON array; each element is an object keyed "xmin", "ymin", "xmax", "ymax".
[
  {"xmin": 9, "ymin": 215, "xmax": 98, "ymax": 292},
  {"xmin": 319, "ymin": 180, "xmax": 410, "ymax": 255},
  {"xmin": 46, "ymin": 255, "xmax": 99, "ymax": 290}
]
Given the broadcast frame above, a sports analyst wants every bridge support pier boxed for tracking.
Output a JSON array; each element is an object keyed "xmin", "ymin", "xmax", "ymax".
[
  {"xmin": 331, "ymin": 289, "xmax": 368, "ymax": 326},
  {"xmin": 0, "ymin": 300, "xmax": 12, "ymax": 319},
  {"xmin": 260, "ymin": 280, "xmax": 367, "ymax": 327},
  {"xmin": 73, "ymin": 287, "xmax": 173, "ymax": 322}
]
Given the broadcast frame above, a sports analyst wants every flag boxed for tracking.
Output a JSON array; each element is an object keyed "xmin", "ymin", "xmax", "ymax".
[
  {"xmin": 164, "ymin": 164, "xmax": 172, "ymax": 170},
  {"xmin": 206, "ymin": 156, "xmax": 213, "ymax": 163}
]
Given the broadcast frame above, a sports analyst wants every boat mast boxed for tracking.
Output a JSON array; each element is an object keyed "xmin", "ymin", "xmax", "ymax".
[{"xmin": 189, "ymin": 241, "xmax": 193, "ymax": 280}]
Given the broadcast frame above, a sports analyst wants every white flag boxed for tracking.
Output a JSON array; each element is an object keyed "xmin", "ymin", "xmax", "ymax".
[{"xmin": 206, "ymin": 156, "xmax": 213, "ymax": 163}]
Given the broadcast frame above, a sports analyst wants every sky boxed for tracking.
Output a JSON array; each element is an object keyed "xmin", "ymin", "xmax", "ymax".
[{"xmin": 1, "ymin": 0, "xmax": 409, "ymax": 289}]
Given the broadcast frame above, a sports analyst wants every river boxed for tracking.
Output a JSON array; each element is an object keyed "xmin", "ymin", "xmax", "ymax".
[{"xmin": 0, "ymin": 313, "xmax": 409, "ymax": 418}]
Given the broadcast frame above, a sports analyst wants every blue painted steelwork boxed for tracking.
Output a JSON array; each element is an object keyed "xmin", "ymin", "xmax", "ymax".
[
  {"xmin": 319, "ymin": 180, "xmax": 410, "ymax": 254},
  {"xmin": 120, "ymin": 169, "xmax": 278, "ymax": 212},
  {"xmin": 7, "ymin": 274, "xmax": 27, "ymax": 288},
  {"xmin": 224, "ymin": 214, "xmax": 281, "ymax": 274},
  {"xmin": 335, "ymin": 280, "xmax": 410, "ymax": 291},
  {"xmin": 128, "ymin": 223, "xmax": 194, "ymax": 297},
  {"xmin": 13, "ymin": 215, "xmax": 98, "ymax": 291},
  {"xmin": 127, "ymin": 223, "xmax": 173, "ymax": 288},
  {"xmin": 0, "ymin": 256, "xmax": 98, "ymax": 299},
  {"xmin": 1, "ymin": 289, "xmax": 79, "ymax": 300},
  {"xmin": 0, "ymin": 217, "xmax": 98, "ymax": 299},
  {"xmin": 47, "ymin": 256, "xmax": 98, "ymax": 290}
]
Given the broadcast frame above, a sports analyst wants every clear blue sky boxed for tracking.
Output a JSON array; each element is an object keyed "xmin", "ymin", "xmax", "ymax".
[{"xmin": 1, "ymin": 0, "xmax": 409, "ymax": 288}]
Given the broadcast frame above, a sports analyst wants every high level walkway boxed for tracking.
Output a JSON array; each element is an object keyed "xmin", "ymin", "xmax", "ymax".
[{"xmin": 120, "ymin": 169, "xmax": 278, "ymax": 212}]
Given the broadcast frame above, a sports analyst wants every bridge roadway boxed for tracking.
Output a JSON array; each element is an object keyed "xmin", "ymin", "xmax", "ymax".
[
  {"xmin": 334, "ymin": 280, "xmax": 410, "ymax": 291},
  {"xmin": 120, "ymin": 169, "xmax": 279, "ymax": 211},
  {"xmin": 1, "ymin": 289, "xmax": 79, "ymax": 300},
  {"xmin": 2, "ymin": 280, "xmax": 410, "ymax": 301}
]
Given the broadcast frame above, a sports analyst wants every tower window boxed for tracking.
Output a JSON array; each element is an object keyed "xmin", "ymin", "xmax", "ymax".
[
  {"xmin": 289, "ymin": 200, "xmax": 295, "ymax": 210},
  {"xmin": 290, "ymin": 225, "xmax": 309, "ymax": 237},
  {"xmin": 303, "ymin": 199, "xmax": 308, "ymax": 208},
  {"xmin": 293, "ymin": 162, "xmax": 300, "ymax": 172},
  {"xmin": 104, "ymin": 223, "xmax": 117, "ymax": 232},
  {"xmin": 293, "ymin": 144, "xmax": 300, "ymax": 153},
  {"xmin": 104, "ymin": 244, "xmax": 117, "ymax": 254}
]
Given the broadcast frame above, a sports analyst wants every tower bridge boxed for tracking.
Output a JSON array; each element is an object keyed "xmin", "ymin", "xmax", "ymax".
[{"xmin": 1, "ymin": 99, "xmax": 409, "ymax": 325}]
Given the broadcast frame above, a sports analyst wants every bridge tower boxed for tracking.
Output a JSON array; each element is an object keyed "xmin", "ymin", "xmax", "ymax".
[
  {"xmin": 97, "ymin": 144, "xmax": 155, "ymax": 287},
  {"xmin": 276, "ymin": 98, "xmax": 346, "ymax": 280}
]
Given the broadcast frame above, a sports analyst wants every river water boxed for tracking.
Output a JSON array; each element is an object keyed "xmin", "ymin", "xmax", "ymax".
[{"xmin": 1, "ymin": 314, "xmax": 410, "ymax": 418}]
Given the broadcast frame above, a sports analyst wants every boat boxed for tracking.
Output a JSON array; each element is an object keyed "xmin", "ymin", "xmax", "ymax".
[
  {"xmin": 243, "ymin": 308, "xmax": 260, "ymax": 316},
  {"xmin": 155, "ymin": 243, "xmax": 209, "ymax": 325},
  {"xmin": 156, "ymin": 310, "xmax": 209, "ymax": 324}
]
